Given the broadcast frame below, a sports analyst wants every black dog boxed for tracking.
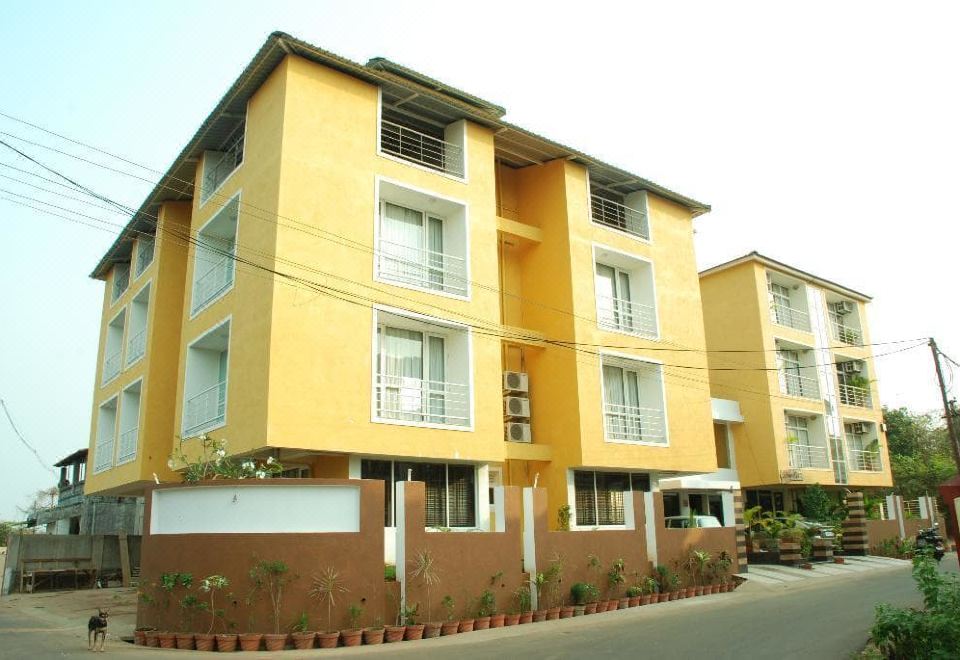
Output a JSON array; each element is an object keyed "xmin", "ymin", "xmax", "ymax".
[{"xmin": 87, "ymin": 609, "xmax": 108, "ymax": 652}]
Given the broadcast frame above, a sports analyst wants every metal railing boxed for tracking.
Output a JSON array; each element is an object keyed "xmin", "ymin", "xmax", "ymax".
[
  {"xmin": 93, "ymin": 436, "xmax": 114, "ymax": 474},
  {"xmin": 117, "ymin": 426, "xmax": 138, "ymax": 464},
  {"xmin": 135, "ymin": 238, "xmax": 155, "ymax": 277},
  {"xmin": 126, "ymin": 328, "xmax": 146, "ymax": 364},
  {"xmin": 903, "ymin": 499, "xmax": 922, "ymax": 518},
  {"xmin": 380, "ymin": 120, "xmax": 464, "ymax": 177},
  {"xmin": 201, "ymin": 131, "xmax": 244, "ymax": 203},
  {"xmin": 590, "ymin": 195, "xmax": 650, "ymax": 240},
  {"xmin": 831, "ymin": 319, "xmax": 862, "ymax": 345},
  {"xmin": 603, "ymin": 402, "xmax": 666, "ymax": 444},
  {"xmin": 770, "ymin": 301, "xmax": 811, "ymax": 331},
  {"xmin": 375, "ymin": 373, "xmax": 471, "ymax": 427},
  {"xmin": 596, "ymin": 295, "xmax": 657, "ymax": 337},
  {"xmin": 192, "ymin": 255, "xmax": 234, "ymax": 313},
  {"xmin": 848, "ymin": 448, "xmax": 882, "ymax": 471},
  {"xmin": 112, "ymin": 267, "xmax": 129, "ymax": 302},
  {"xmin": 183, "ymin": 380, "xmax": 227, "ymax": 436},
  {"xmin": 838, "ymin": 383, "xmax": 872, "ymax": 408},
  {"xmin": 102, "ymin": 348, "xmax": 122, "ymax": 384},
  {"xmin": 786, "ymin": 441, "xmax": 831, "ymax": 469},
  {"xmin": 780, "ymin": 371, "xmax": 820, "ymax": 399},
  {"xmin": 377, "ymin": 239, "xmax": 467, "ymax": 296}
]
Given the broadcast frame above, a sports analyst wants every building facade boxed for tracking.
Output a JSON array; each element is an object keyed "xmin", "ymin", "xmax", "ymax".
[
  {"xmin": 85, "ymin": 32, "xmax": 724, "ymax": 533},
  {"xmin": 699, "ymin": 253, "xmax": 893, "ymax": 513}
]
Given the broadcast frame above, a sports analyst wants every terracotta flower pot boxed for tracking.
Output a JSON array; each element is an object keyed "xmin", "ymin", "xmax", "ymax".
[
  {"xmin": 617, "ymin": 597, "xmax": 628, "ymax": 609},
  {"xmin": 158, "ymin": 632, "xmax": 176, "ymax": 649},
  {"xmin": 458, "ymin": 619, "xmax": 475, "ymax": 633},
  {"xmin": 834, "ymin": 557, "xmax": 846, "ymax": 565},
  {"xmin": 695, "ymin": 587, "xmax": 704, "ymax": 597},
  {"xmin": 194, "ymin": 633, "xmax": 215, "ymax": 652},
  {"xmin": 404, "ymin": 624, "xmax": 425, "ymax": 640},
  {"xmin": 490, "ymin": 613, "xmax": 505, "ymax": 628},
  {"xmin": 363, "ymin": 628, "xmax": 385, "ymax": 645},
  {"xmin": 607, "ymin": 599, "xmax": 619, "ymax": 610},
  {"xmin": 640, "ymin": 594, "xmax": 651, "ymax": 606},
  {"xmin": 384, "ymin": 625, "xmax": 405, "ymax": 642},
  {"xmin": 318, "ymin": 631, "xmax": 340, "ymax": 648},
  {"xmin": 560, "ymin": 605, "xmax": 574, "ymax": 619},
  {"xmin": 263, "ymin": 633, "xmax": 287, "ymax": 651},
  {"xmin": 215, "ymin": 634, "xmax": 238, "ymax": 652},
  {"xmin": 175, "ymin": 633, "xmax": 195, "ymax": 650},
  {"xmin": 670, "ymin": 591, "xmax": 681, "ymax": 601},
  {"xmin": 573, "ymin": 605, "xmax": 586, "ymax": 616},
  {"xmin": 291, "ymin": 631, "xmax": 316, "ymax": 649},
  {"xmin": 238, "ymin": 633, "xmax": 262, "ymax": 652},
  {"xmin": 505, "ymin": 613, "xmax": 521, "ymax": 626},
  {"xmin": 423, "ymin": 622, "xmax": 442, "ymax": 639},
  {"xmin": 133, "ymin": 629, "xmax": 148, "ymax": 646},
  {"xmin": 585, "ymin": 602, "xmax": 598, "ymax": 614},
  {"xmin": 686, "ymin": 586, "xmax": 696, "ymax": 598},
  {"xmin": 532, "ymin": 610, "xmax": 547, "ymax": 622},
  {"xmin": 474, "ymin": 616, "xmax": 491, "ymax": 630},
  {"xmin": 546, "ymin": 607, "xmax": 561, "ymax": 620},
  {"xmin": 628, "ymin": 596, "xmax": 641, "ymax": 607},
  {"xmin": 145, "ymin": 631, "xmax": 160, "ymax": 647},
  {"xmin": 519, "ymin": 612, "xmax": 533, "ymax": 624},
  {"xmin": 440, "ymin": 621, "xmax": 459, "ymax": 636},
  {"xmin": 340, "ymin": 629, "xmax": 362, "ymax": 647}
]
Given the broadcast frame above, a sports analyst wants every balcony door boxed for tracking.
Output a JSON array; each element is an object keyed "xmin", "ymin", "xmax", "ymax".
[
  {"xmin": 378, "ymin": 326, "xmax": 446, "ymax": 423},
  {"xmin": 595, "ymin": 264, "xmax": 633, "ymax": 331},
  {"xmin": 381, "ymin": 202, "xmax": 445, "ymax": 290},
  {"xmin": 602, "ymin": 364, "xmax": 642, "ymax": 440}
]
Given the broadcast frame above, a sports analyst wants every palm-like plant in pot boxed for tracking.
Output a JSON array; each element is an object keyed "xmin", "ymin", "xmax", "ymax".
[
  {"xmin": 440, "ymin": 596, "xmax": 459, "ymax": 636},
  {"xmin": 653, "ymin": 565, "xmax": 671, "ymax": 602},
  {"xmin": 248, "ymin": 558, "xmax": 296, "ymax": 651},
  {"xmin": 309, "ymin": 566, "xmax": 347, "ymax": 649},
  {"xmin": 691, "ymin": 550, "xmax": 711, "ymax": 596},
  {"xmin": 514, "ymin": 585, "xmax": 533, "ymax": 623},
  {"xmin": 530, "ymin": 573, "xmax": 547, "ymax": 621},
  {"xmin": 410, "ymin": 549, "xmax": 441, "ymax": 638},
  {"xmin": 607, "ymin": 558, "xmax": 627, "ymax": 609}
]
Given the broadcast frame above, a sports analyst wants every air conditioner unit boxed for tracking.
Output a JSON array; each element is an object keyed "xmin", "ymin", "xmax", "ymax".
[
  {"xmin": 849, "ymin": 422, "xmax": 867, "ymax": 434},
  {"xmin": 780, "ymin": 468, "xmax": 804, "ymax": 483},
  {"xmin": 503, "ymin": 396, "xmax": 530, "ymax": 418},
  {"xmin": 833, "ymin": 301, "xmax": 854, "ymax": 315},
  {"xmin": 842, "ymin": 361, "xmax": 863, "ymax": 374},
  {"xmin": 505, "ymin": 422, "xmax": 532, "ymax": 443},
  {"xmin": 503, "ymin": 371, "xmax": 529, "ymax": 393}
]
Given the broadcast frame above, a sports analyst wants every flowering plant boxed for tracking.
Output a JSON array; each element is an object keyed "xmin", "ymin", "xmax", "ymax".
[{"xmin": 168, "ymin": 434, "xmax": 284, "ymax": 482}]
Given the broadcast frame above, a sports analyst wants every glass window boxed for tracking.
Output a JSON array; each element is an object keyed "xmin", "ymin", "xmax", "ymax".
[
  {"xmin": 573, "ymin": 471, "xmax": 649, "ymax": 526},
  {"xmin": 361, "ymin": 459, "xmax": 476, "ymax": 528}
]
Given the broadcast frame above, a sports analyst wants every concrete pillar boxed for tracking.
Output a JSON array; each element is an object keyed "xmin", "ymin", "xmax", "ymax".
[
  {"xmin": 522, "ymin": 488, "xmax": 538, "ymax": 610},
  {"xmin": 894, "ymin": 495, "xmax": 906, "ymax": 539},
  {"xmin": 841, "ymin": 492, "xmax": 869, "ymax": 556},
  {"xmin": 643, "ymin": 492, "xmax": 659, "ymax": 567},
  {"xmin": 733, "ymin": 490, "xmax": 748, "ymax": 574}
]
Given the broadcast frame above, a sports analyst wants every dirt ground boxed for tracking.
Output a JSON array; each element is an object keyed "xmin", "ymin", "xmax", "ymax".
[{"xmin": 0, "ymin": 584, "xmax": 138, "ymax": 636}]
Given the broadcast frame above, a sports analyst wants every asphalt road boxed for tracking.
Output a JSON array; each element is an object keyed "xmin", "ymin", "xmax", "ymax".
[{"xmin": 0, "ymin": 554, "xmax": 956, "ymax": 659}]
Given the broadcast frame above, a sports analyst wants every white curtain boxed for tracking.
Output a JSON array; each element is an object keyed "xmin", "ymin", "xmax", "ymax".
[
  {"xmin": 595, "ymin": 264, "xmax": 616, "ymax": 327},
  {"xmin": 427, "ymin": 335, "xmax": 445, "ymax": 421},
  {"xmin": 381, "ymin": 327, "xmax": 424, "ymax": 420},
  {"xmin": 427, "ymin": 216, "xmax": 444, "ymax": 289},
  {"xmin": 381, "ymin": 203, "xmax": 424, "ymax": 282},
  {"xmin": 617, "ymin": 270, "xmax": 633, "ymax": 329}
]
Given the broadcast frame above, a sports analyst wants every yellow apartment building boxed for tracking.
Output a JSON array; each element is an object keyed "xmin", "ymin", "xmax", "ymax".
[
  {"xmin": 699, "ymin": 252, "xmax": 893, "ymax": 513},
  {"xmin": 85, "ymin": 32, "xmax": 726, "ymax": 533}
]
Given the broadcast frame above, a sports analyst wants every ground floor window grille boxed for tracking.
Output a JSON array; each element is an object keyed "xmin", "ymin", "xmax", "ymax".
[
  {"xmin": 361, "ymin": 459, "xmax": 476, "ymax": 528},
  {"xmin": 573, "ymin": 470, "xmax": 650, "ymax": 526}
]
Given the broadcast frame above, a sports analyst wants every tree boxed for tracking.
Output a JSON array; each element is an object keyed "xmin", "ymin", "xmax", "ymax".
[
  {"xmin": 798, "ymin": 484, "xmax": 838, "ymax": 522},
  {"xmin": 17, "ymin": 487, "xmax": 58, "ymax": 520},
  {"xmin": 883, "ymin": 406, "xmax": 958, "ymax": 501},
  {"xmin": 0, "ymin": 521, "xmax": 16, "ymax": 546}
]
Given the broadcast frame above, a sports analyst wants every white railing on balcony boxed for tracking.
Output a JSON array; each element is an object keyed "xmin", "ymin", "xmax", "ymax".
[
  {"xmin": 903, "ymin": 499, "xmax": 922, "ymax": 518},
  {"xmin": 183, "ymin": 380, "xmax": 227, "ymax": 436},
  {"xmin": 831, "ymin": 320, "xmax": 862, "ymax": 345},
  {"xmin": 376, "ymin": 373, "xmax": 471, "ymax": 427},
  {"xmin": 597, "ymin": 295, "xmax": 657, "ymax": 337},
  {"xmin": 192, "ymin": 255, "xmax": 234, "ymax": 313},
  {"xmin": 135, "ymin": 238, "xmax": 155, "ymax": 277},
  {"xmin": 126, "ymin": 328, "xmax": 146, "ymax": 365},
  {"xmin": 786, "ymin": 441, "xmax": 831, "ymax": 469},
  {"xmin": 603, "ymin": 402, "xmax": 666, "ymax": 444},
  {"xmin": 838, "ymin": 383, "xmax": 872, "ymax": 408},
  {"xmin": 93, "ymin": 437, "xmax": 114, "ymax": 474},
  {"xmin": 377, "ymin": 239, "xmax": 467, "ymax": 296},
  {"xmin": 117, "ymin": 425, "xmax": 138, "ymax": 464},
  {"xmin": 589, "ymin": 195, "xmax": 650, "ymax": 240},
  {"xmin": 380, "ymin": 120, "xmax": 464, "ymax": 177},
  {"xmin": 102, "ymin": 349, "xmax": 122, "ymax": 384},
  {"xmin": 770, "ymin": 301, "xmax": 811, "ymax": 331},
  {"xmin": 201, "ymin": 131, "xmax": 244, "ymax": 203},
  {"xmin": 848, "ymin": 448, "xmax": 882, "ymax": 472},
  {"xmin": 780, "ymin": 371, "xmax": 821, "ymax": 399},
  {"xmin": 112, "ymin": 267, "xmax": 129, "ymax": 302}
]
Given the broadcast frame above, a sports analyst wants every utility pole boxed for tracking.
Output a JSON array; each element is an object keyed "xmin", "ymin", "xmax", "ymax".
[{"xmin": 929, "ymin": 338, "xmax": 960, "ymax": 472}]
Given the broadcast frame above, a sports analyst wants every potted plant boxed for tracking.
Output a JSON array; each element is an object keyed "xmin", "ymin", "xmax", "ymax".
[
  {"xmin": 605, "ymin": 557, "xmax": 627, "ymax": 609},
  {"xmin": 363, "ymin": 616, "xmax": 385, "ymax": 644},
  {"xmin": 515, "ymin": 586, "xmax": 533, "ymax": 624},
  {"xmin": 641, "ymin": 576, "xmax": 657, "ymax": 605},
  {"xmin": 557, "ymin": 504, "xmax": 572, "ymax": 530},
  {"xmin": 157, "ymin": 572, "xmax": 189, "ymax": 648},
  {"xmin": 570, "ymin": 582, "xmax": 591, "ymax": 616},
  {"xmin": 341, "ymin": 604, "xmax": 363, "ymax": 647},
  {"xmin": 309, "ymin": 566, "xmax": 347, "ymax": 649},
  {"xmin": 544, "ymin": 554, "xmax": 564, "ymax": 619},
  {"xmin": 248, "ymin": 559, "xmax": 294, "ymax": 651},
  {"xmin": 504, "ymin": 607, "xmax": 521, "ymax": 626},
  {"xmin": 290, "ymin": 612, "xmax": 315, "ymax": 650},
  {"xmin": 715, "ymin": 552, "xmax": 732, "ymax": 592},
  {"xmin": 238, "ymin": 611, "xmax": 262, "ymax": 652},
  {"xmin": 176, "ymin": 593, "xmax": 201, "ymax": 650},
  {"xmin": 625, "ymin": 585, "xmax": 642, "ymax": 607},
  {"xmin": 440, "ymin": 596, "xmax": 459, "ymax": 635},
  {"xmin": 476, "ymin": 589, "xmax": 495, "ymax": 629},
  {"xmin": 401, "ymin": 604, "xmax": 424, "ymax": 640},
  {"xmin": 458, "ymin": 605, "xmax": 476, "ymax": 634},
  {"xmin": 531, "ymin": 573, "xmax": 548, "ymax": 621},
  {"xmin": 411, "ymin": 549, "xmax": 442, "ymax": 639},
  {"xmin": 196, "ymin": 574, "xmax": 229, "ymax": 652},
  {"xmin": 690, "ymin": 550, "xmax": 710, "ymax": 596},
  {"xmin": 653, "ymin": 565, "xmax": 671, "ymax": 602}
]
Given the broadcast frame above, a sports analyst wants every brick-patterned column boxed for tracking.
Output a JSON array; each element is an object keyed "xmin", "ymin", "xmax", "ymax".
[
  {"xmin": 733, "ymin": 491, "xmax": 748, "ymax": 573},
  {"xmin": 842, "ymin": 491, "xmax": 869, "ymax": 556},
  {"xmin": 812, "ymin": 538, "xmax": 833, "ymax": 562}
]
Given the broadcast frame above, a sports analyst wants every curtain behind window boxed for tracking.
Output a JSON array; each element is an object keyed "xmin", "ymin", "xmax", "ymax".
[
  {"xmin": 382, "ymin": 328, "xmax": 424, "ymax": 420},
  {"xmin": 595, "ymin": 264, "xmax": 616, "ymax": 326},
  {"xmin": 574, "ymin": 471, "xmax": 597, "ymax": 526},
  {"xmin": 447, "ymin": 465, "xmax": 476, "ymax": 527},
  {"xmin": 382, "ymin": 203, "xmax": 424, "ymax": 281},
  {"xmin": 595, "ymin": 472, "xmax": 628, "ymax": 525},
  {"xmin": 427, "ymin": 216, "xmax": 444, "ymax": 289},
  {"xmin": 427, "ymin": 336, "xmax": 445, "ymax": 423}
]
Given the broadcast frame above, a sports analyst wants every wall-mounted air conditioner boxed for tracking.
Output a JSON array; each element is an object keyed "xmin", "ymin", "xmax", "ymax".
[
  {"xmin": 849, "ymin": 422, "xmax": 867, "ymax": 434},
  {"xmin": 504, "ymin": 396, "xmax": 530, "ymax": 418},
  {"xmin": 503, "ymin": 371, "xmax": 529, "ymax": 393},
  {"xmin": 833, "ymin": 301, "xmax": 854, "ymax": 315},
  {"xmin": 505, "ymin": 422, "xmax": 532, "ymax": 443},
  {"xmin": 842, "ymin": 361, "xmax": 863, "ymax": 374}
]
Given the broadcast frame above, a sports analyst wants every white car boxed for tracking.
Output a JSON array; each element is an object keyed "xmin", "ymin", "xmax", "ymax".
[{"xmin": 664, "ymin": 515, "xmax": 723, "ymax": 529}]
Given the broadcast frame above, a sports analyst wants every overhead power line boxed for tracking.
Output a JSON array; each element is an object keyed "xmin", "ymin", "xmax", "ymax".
[{"xmin": 0, "ymin": 398, "xmax": 55, "ymax": 474}]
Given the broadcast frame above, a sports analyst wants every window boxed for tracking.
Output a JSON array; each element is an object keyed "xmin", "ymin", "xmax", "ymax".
[
  {"xmin": 845, "ymin": 422, "xmax": 882, "ymax": 471},
  {"xmin": 117, "ymin": 381, "xmax": 141, "ymax": 465},
  {"xmin": 784, "ymin": 413, "xmax": 829, "ymax": 469},
  {"xmin": 126, "ymin": 284, "xmax": 150, "ymax": 367},
  {"xmin": 112, "ymin": 263, "xmax": 130, "ymax": 303},
  {"xmin": 593, "ymin": 247, "xmax": 658, "ymax": 338},
  {"xmin": 191, "ymin": 196, "xmax": 238, "ymax": 314},
  {"xmin": 135, "ymin": 236, "xmax": 155, "ymax": 278},
  {"xmin": 361, "ymin": 459, "xmax": 477, "ymax": 528},
  {"xmin": 776, "ymin": 342, "xmax": 819, "ymax": 399},
  {"xmin": 94, "ymin": 397, "xmax": 118, "ymax": 474},
  {"xmin": 767, "ymin": 276, "xmax": 810, "ymax": 331},
  {"xmin": 601, "ymin": 357, "xmax": 666, "ymax": 444},
  {"xmin": 200, "ymin": 121, "xmax": 244, "ymax": 204},
  {"xmin": 574, "ymin": 470, "xmax": 649, "ymax": 526},
  {"xmin": 589, "ymin": 189, "xmax": 649, "ymax": 240},
  {"xmin": 182, "ymin": 320, "xmax": 230, "ymax": 437},
  {"xmin": 102, "ymin": 309, "xmax": 126, "ymax": 385}
]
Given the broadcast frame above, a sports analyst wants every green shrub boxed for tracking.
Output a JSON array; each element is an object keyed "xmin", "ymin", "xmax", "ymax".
[{"xmin": 570, "ymin": 582, "xmax": 592, "ymax": 606}]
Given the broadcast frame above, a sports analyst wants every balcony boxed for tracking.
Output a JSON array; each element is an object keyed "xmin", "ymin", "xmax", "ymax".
[
  {"xmin": 786, "ymin": 441, "xmax": 830, "ymax": 470},
  {"xmin": 831, "ymin": 319, "xmax": 862, "ymax": 345},
  {"xmin": 183, "ymin": 380, "xmax": 227, "ymax": 437},
  {"xmin": 375, "ymin": 374, "xmax": 470, "ymax": 427},
  {"xmin": 127, "ymin": 329, "xmax": 146, "ymax": 364},
  {"xmin": 112, "ymin": 264, "xmax": 129, "ymax": 303},
  {"xmin": 377, "ymin": 240, "xmax": 467, "ymax": 297},
  {"xmin": 848, "ymin": 447, "xmax": 882, "ymax": 472},
  {"xmin": 380, "ymin": 120, "xmax": 464, "ymax": 177},
  {"xmin": 770, "ymin": 301, "xmax": 811, "ymax": 331},
  {"xmin": 192, "ymin": 255, "xmax": 234, "ymax": 314},
  {"xmin": 102, "ymin": 348, "xmax": 122, "ymax": 384},
  {"xmin": 597, "ymin": 295, "xmax": 657, "ymax": 338},
  {"xmin": 117, "ymin": 425, "xmax": 138, "ymax": 465},
  {"xmin": 57, "ymin": 482, "xmax": 84, "ymax": 508},
  {"xmin": 603, "ymin": 402, "xmax": 666, "ymax": 444},
  {"xmin": 838, "ymin": 383, "xmax": 872, "ymax": 408},
  {"xmin": 201, "ymin": 125, "xmax": 244, "ymax": 204},
  {"xmin": 590, "ymin": 195, "xmax": 649, "ymax": 240},
  {"xmin": 780, "ymin": 371, "xmax": 820, "ymax": 400}
]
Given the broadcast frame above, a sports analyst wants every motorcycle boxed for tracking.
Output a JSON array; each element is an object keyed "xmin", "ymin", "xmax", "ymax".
[{"xmin": 915, "ymin": 523, "xmax": 945, "ymax": 562}]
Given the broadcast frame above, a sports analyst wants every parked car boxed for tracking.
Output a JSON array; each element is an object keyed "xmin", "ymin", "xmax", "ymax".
[
  {"xmin": 664, "ymin": 515, "xmax": 723, "ymax": 529},
  {"xmin": 749, "ymin": 516, "xmax": 836, "ymax": 539}
]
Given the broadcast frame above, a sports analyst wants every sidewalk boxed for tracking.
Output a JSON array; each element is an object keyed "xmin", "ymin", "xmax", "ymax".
[{"xmin": 741, "ymin": 555, "xmax": 909, "ymax": 585}]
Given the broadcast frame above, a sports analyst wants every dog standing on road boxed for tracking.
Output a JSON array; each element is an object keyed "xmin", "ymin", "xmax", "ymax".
[{"xmin": 87, "ymin": 609, "xmax": 108, "ymax": 652}]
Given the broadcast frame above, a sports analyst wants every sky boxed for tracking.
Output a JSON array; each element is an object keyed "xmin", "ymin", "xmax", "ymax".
[{"xmin": 1, "ymin": 1, "xmax": 959, "ymax": 520}]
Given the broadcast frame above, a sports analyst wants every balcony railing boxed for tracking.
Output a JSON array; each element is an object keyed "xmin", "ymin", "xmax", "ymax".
[
  {"xmin": 127, "ymin": 328, "xmax": 146, "ymax": 364},
  {"xmin": 93, "ymin": 437, "xmax": 114, "ymax": 474},
  {"xmin": 135, "ymin": 238, "xmax": 155, "ymax": 277},
  {"xmin": 376, "ymin": 373, "xmax": 471, "ymax": 427},
  {"xmin": 786, "ymin": 441, "xmax": 830, "ymax": 469},
  {"xmin": 848, "ymin": 448, "xmax": 882, "ymax": 472},
  {"xmin": 780, "ymin": 371, "xmax": 821, "ymax": 399},
  {"xmin": 603, "ymin": 402, "xmax": 666, "ymax": 444},
  {"xmin": 377, "ymin": 239, "xmax": 467, "ymax": 296},
  {"xmin": 183, "ymin": 380, "xmax": 227, "ymax": 436},
  {"xmin": 192, "ymin": 255, "xmax": 234, "ymax": 313},
  {"xmin": 770, "ymin": 301, "xmax": 811, "ymax": 331},
  {"xmin": 590, "ymin": 195, "xmax": 650, "ymax": 240},
  {"xmin": 112, "ymin": 267, "xmax": 129, "ymax": 302},
  {"xmin": 57, "ymin": 482, "xmax": 84, "ymax": 507},
  {"xmin": 838, "ymin": 383, "xmax": 872, "ymax": 408},
  {"xmin": 201, "ymin": 130, "xmax": 244, "ymax": 203},
  {"xmin": 831, "ymin": 319, "xmax": 862, "ymax": 345},
  {"xmin": 380, "ymin": 120, "xmax": 464, "ymax": 177},
  {"xmin": 117, "ymin": 425, "xmax": 138, "ymax": 464},
  {"xmin": 102, "ymin": 348, "xmax": 122, "ymax": 384},
  {"xmin": 597, "ymin": 295, "xmax": 657, "ymax": 338}
]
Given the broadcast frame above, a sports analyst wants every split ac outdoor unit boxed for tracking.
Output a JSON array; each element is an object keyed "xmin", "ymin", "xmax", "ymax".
[
  {"xmin": 503, "ymin": 396, "xmax": 531, "ymax": 418},
  {"xmin": 834, "ymin": 301, "xmax": 854, "ymax": 315},
  {"xmin": 505, "ymin": 422, "xmax": 532, "ymax": 443},
  {"xmin": 842, "ymin": 361, "xmax": 862, "ymax": 374},
  {"xmin": 780, "ymin": 469, "xmax": 804, "ymax": 483},
  {"xmin": 503, "ymin": 371, "xmax": 529, "ymax": 393},
  {"xmin": 849, "ymin": 422, "xmax": 867, "ymax": 434}
]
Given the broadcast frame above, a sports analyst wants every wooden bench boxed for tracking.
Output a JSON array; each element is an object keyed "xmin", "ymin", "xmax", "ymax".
[{"xmin": 19, "ymin": 557, "xmax": 96, "ymax": 593}]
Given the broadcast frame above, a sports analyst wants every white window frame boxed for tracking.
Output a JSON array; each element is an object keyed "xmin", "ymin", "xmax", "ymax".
[
  {"xmin": 181, "ymin": 315, "xmax": 232, "ymax": 438},
  {"xmin": 199, "ymin": 114, "xmax": 247, "ymax": 209},
  {"xmin": 125, "ymin": 281, "xmax": 151, "ymax": 369},
  {"xmin": 134, "ymin": 236, "xmax": 155, "ymax": 279},
  {"xmin": 101, "ymin": 306, "xmax": 126, "ymax": 387},
  {"xmin": 361, "ymin": 458, "xmax": 480, "ymax": 529},
  {"xmin": 93, "ymin": 395, "xmax": 119, "ymax": 474},
  {"xmin": 598, "ymin": 351, "xmax": 669, "ymax": 446},
  {"xmin": 190, "ymin": 192, "xmax": 240, "ymax": 318},
  {"xmin": 592, "ymin": 243, "xmax": 660, "ymax": 340},
  {"xmin": 117, "ymin": 378, "xmax": 143, "ymax": 465}
]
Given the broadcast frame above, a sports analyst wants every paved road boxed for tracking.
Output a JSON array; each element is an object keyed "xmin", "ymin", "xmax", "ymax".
[{"xmin": 0, "ymin": 554, "xmax": 956, "ymax": 659}]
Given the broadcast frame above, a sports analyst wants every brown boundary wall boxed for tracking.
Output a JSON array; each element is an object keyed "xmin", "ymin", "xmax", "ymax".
[
  {"xmin": 138, "ymin": 479, "xmax": 385, "ymax": 633},
  {"xmin": 400, "ymin": 481, "xmax": 525, "ymax": 622},
  {"xmin": 866, "ymin": 519, "xmax": 901, "ymax": 550},
  {"xmin": 652, "ymin": 493, "xmax": 738, "ymax": 573}
]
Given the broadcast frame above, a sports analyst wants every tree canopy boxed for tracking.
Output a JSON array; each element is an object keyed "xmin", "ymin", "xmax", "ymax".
[{"xmin": 883, "ymin": 406, "xmax": 958, "ymax": 500}]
